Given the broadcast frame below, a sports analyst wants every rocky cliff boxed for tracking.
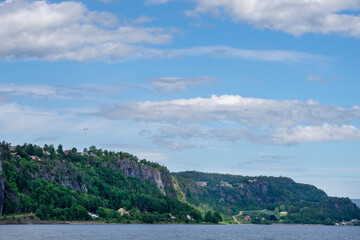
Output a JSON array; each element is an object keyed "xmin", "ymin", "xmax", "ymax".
[
  {"xmin": 114, "ymin": 159, "xmax": 173, "ymax": 196},
  {"xmin": 31, "ymin": 158, "xmax": 173, "ymax": 196}
]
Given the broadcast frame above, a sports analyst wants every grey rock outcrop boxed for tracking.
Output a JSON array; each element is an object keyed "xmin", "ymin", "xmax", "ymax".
[{"xmin": 115, "ymin": 159, "xmax": 172, "ymax": 195}]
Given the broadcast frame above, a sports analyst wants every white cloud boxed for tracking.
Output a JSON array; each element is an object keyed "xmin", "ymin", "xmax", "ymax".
[
  {"xmin": 138, "ymin": 46, "xmax": 329, "ymax": 63},
  {"xmin": 0, "ymin": 102, "xmax": 71, "ymax": 134},
  {"xmin": 306, "ymin": 75, "xmax": 328, "ymax": 84},
  {"xmin": 271, "ymin": 124, "xmax": 360, "ymax": 144},
  {"xmin": 186, "ymin": 0, "xmax": 360, "ymax": 37},
  {"xmin": 98, "ymin": 94, "xmax": 360, "ymax": 127},
  {"xmin": 149, "ymin": 76, "xmax": 217, "ymax": 92},
  {"xmin": 0, "ymin": 0, "xmax": 172, "ymax": 61},
  {"xmin": 0, "ymin": 1, "xmax": 329, "ymax": 62},
  {"xmin": 96, "ymin": 94, "xmax": 360, "ymax": 146},
  {"xmin": 0, "ymin": 83, "xmax": 127, "ymax": 99}
]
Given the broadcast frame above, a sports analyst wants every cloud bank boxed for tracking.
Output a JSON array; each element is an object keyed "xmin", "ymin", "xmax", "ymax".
[
  {"xmin": 97, "ymin": 94, "xmax": 360, "ymax": 146},
  {"xmin": 0, "ymin": 0, "xmax": 172, "ymax": 61},
  {"xmin": 0, "ymin": 1, "xmax": 329, "ymax": 62},
  {"xmin": 187, "ymin": 0, "xmax": 360, "ymax": 37}
]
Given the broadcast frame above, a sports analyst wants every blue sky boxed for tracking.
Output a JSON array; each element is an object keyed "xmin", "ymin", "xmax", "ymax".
[{"xmin": 1, "ymin": 0, "xmax": 360, "ymax": 198}]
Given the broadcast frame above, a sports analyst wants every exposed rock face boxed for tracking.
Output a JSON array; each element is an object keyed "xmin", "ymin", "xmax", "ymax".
[
  {"xmin": 0, "ymin": 160, "xmax": 4, "ymax": 216},
  {"xmin": 115, "ymin": 159, "xmax": 172, "ymax": 195}
]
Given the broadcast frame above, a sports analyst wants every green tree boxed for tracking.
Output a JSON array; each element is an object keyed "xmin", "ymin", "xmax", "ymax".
[
  {"xmin": 274, "ymin": 207, "xmax": 280, "ymax": 215},
  {"xmin": 205, "ymin": 211, "xmax": 213, "ymax": 223},
  {"xmin": 213, "ymin": 211, "xmax": 222, "ymax": 223},
  {"xmin": 57, "ymin": 144, "xmax": 64, "ymax": 155}
]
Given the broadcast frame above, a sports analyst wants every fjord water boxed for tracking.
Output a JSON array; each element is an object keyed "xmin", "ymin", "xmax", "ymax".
[{"xmin": 1, "ymin": 225, "xmax": 359, "ymax": 240}]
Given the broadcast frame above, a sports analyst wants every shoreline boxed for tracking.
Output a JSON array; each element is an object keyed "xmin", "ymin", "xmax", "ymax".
[{"xmin": 0, "ymin": 221, "xmax": 357, "ymax": 226}]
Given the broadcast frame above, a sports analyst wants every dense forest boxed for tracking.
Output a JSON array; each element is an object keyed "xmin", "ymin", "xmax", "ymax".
[
  {"xmin": 0, "ymin": 141, "xmax": 208, "ymax": 224},
  {"xmin": 0, "ymin": 141, "xmax": 359, "ymax": 225},
  {"xmin": 173, "ymin": 171, "xmax": 360, "ymax": 225}
]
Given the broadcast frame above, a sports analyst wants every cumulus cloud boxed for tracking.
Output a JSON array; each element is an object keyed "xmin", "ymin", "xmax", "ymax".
[
  {"xmin": 271, "ymin": 124, "xmax": 360, "ymax": 144},
  {"xmin": 96, "ymin": 95, "xmax": 360, "ymax": 146},
  {"xmin": 186, "ymin": 0, "xmax": 360, "ymax": 37},
  {"xmin": 0, "ymin": 1, "xmax": 329, "ymax": 62},
  {"xmin": 0, "ymin": 0, "xmax": 172, "ymax": 61},
  {"xmin": 98, "ymin": 94, "xmax": 360, "ymax": 127},
  {"xmin": 149, "ymin": 76, "xmax": 217, "ymax": 92}
]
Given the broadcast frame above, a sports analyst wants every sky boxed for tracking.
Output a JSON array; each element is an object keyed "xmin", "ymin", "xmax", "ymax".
[{"xmin": 1, "ymin": 0, "xmax": 360, "ymax": 198}]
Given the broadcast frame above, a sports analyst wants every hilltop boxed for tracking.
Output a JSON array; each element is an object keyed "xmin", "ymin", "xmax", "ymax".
[{"xmin": 0, "ymin": 141, "xmax": 359, "ymax": 225}]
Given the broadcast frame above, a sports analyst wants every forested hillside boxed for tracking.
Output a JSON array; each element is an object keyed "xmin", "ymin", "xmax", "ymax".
[
  {"xmin": 0, "ymin": 141, "xmax": 359, "ymax": 225},
  {"xmin": 173, "ymin": 171, "xmax": 360, "ymax": 224},
  {"xmin": 0, "ymin": 141, "xmax": 203, "ymax": 224}
]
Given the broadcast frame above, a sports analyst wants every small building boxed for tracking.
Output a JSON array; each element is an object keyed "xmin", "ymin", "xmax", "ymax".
[
  {"xmin": 196, "ymin": 181, "xmax": 207, "ymax": 187},
  {"xmin": 219, "ymin": 180, "xmax": 233, "ymax": 187},
  {"xmin": 280, "ymin": 211, "xmax": 288, "ymax": 215},
  {"xmin": 244, "ymin": 216, "xmax": 251, "ymax": 221},
  {"xmin": 30, "ymin": 156, "xmax": 39, "ymax": 160},
  {"xmin": 117, "ymin": 208, "xmax": 130, "ymax": 216},
  {"xmin": 64, "ymin": 150, "xmax": 70, "ymax": 155}
]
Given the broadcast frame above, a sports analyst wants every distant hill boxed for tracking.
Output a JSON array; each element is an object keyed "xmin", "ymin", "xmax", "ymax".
[
  {"xmin": 352, "ymin": 199, "xmax": 360, "ymax": 208},
  {"xmin": 173, "ymin": 171, "xmax": 360, "ymax": 224}
]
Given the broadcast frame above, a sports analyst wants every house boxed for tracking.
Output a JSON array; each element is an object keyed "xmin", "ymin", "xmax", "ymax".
[
  {"xmin": 196, "ymin": 181, "xmax": 207, "ymax": 186},
  {"xmin": 117, "ymin": 208, "xmax": 130, "ymax": 216},
  {"xmin": 9, "ymin": 146, "xmax": 16, "ymax": 151},
  {"xmin": 244, "ymin": 216, "xmax": 251, "ymax": 221},
  {"xmin": 219, "ymin": 180, "xmax": 233, "ymax": 187},
  {"xmin": 30, "ymin": 156, "xmax": 40, "ymax": 161},
  {"xmin": 43, "ymin": 150, "xmax": 50, "ymax": 155},
  {"xmin": 64, "ymin": 150, "xmax": 70, "ymax": 155},
  {"xmin": 280, "ymin": 211, "xmax": 288, "ymax": 215}
]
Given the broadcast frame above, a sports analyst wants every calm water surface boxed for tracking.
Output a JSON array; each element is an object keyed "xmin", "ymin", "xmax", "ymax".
[{"xmin": 0, "ymin": 224, "xmax": 359, "ymax": 240}]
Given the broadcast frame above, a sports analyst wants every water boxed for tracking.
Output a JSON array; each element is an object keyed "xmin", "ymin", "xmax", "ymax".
[{"xmin": 0, "ymin": 224, "xmax": 359, "ymax": 240}]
